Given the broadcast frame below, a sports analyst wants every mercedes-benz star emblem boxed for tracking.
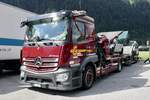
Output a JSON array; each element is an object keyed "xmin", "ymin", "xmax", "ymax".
[{"xmin": 34, "ymin": 57, "xmax": 42, "ymax": 68}]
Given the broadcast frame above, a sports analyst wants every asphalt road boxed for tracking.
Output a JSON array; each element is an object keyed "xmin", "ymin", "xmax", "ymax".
[{"xmin": 0, "ymin": 62, "xmax": 150, "ymax": 100}]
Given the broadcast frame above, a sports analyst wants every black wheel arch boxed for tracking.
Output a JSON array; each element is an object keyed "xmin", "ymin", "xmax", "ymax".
[{"xmin": 80, "ymin": 55, "xmax": 98, "ymax": 81}]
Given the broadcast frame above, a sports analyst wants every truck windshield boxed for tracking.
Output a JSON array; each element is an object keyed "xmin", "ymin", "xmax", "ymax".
[{"xmin": 26, "ymin": 19, "xmax": 68, "ymax": 42}]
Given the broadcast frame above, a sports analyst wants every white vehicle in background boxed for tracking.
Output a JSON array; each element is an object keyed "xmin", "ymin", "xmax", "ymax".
[
  {"xmin": 0, "ymin": 2, "xmax": 35, "ymax": 73},
  {"xmin": 123, "ymin": 40, "xmax": 139, "ymax": 64}
]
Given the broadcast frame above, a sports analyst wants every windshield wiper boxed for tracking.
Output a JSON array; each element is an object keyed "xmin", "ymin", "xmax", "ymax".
[{"xmin": 37, "ymin": 38, "xmax": 48, "ymax": 41}]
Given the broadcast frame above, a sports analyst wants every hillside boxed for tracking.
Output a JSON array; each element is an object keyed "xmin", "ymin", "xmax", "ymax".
[{"xmin": 0, "ymin": 0, "xmax": 150, "ymax": 44}]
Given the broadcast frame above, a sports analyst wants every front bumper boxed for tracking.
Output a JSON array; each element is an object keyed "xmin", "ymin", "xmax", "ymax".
[{"xmin": 20, "ymin": 64, "xmax": 82, "ymax": 91}]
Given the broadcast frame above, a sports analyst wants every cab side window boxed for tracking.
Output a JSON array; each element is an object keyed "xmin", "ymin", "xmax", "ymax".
[
  {"xmin": 85, "ymin": 23, "xmax": 94, "ymax": 39},
  {"xmin": 72, "ymin": 21, "xmax": 85, "ymax": 43}
]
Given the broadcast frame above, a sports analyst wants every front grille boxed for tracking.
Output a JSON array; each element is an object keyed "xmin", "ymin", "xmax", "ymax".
[{"xmin": 23, "ymin": 57, "xmax": 59, "ymax": 72}]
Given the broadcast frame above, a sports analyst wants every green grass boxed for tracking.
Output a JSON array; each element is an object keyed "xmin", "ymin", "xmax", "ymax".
[{"xmin": 139, "ymin": 51, "xmax": 150, "ymax": 60}]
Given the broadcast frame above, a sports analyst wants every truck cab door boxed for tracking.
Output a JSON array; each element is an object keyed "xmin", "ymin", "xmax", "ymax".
[{"xmin": 72, "ymin": 19, "xmax": 96, "ymax": 57}]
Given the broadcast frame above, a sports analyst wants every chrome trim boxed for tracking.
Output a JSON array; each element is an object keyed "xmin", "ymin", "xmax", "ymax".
[
  {"xmin": 24, "ymin": 63, "xmax": 58, "ymax": 68},
  {"xmin": 23, "ymin": 57, "xmax": 59, "ymax": 62},
  {"xmin": 42, "ymin": 58, "xmax": 59, "ymax": 62},
  {"xmin": 23, "ymin": 59, "xmax": 34, "ymax": 62}
]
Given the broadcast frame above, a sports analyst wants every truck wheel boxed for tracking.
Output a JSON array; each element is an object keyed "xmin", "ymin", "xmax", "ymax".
[
  {"xmin": 116, "ymin": 60, "xmax": 122, "ymax": 72},
  {"xmin": 82, "ymin": 65, "xmax": 95, "ymax": 89}
]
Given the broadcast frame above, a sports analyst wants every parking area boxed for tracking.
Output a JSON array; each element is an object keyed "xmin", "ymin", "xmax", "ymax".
[{"xmin": 0, "ymin": 62, "xmax": 150, "ymax": 100}]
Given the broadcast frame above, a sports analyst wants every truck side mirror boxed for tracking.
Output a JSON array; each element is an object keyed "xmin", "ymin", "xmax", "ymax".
[
  {"xmin": 20, "ymin": 22, "xmax": 26, "ymax": 28},
  {"xmin": 21, "ymin": 21, "xmax": 29, "ymax": 28}
]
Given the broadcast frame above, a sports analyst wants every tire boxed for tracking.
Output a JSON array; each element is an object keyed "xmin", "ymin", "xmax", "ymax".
[
  {"xmin": 82, "ymin": 65, "xmax": 95, "ymax": 89},
  {"xmin": 116, "ymin": 60, "xmax": 122, "ymax": 72}
]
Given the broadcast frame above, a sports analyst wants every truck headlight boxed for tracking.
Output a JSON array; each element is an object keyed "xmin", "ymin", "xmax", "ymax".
[{"xmin": 56, "ymin": 72, "xmax": 69, "ymax": 82}]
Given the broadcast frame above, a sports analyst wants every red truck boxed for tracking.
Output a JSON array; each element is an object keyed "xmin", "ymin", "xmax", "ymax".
[{"xmin": 20, "ymin": 10, "xmax": 123, "ymax": 90}]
